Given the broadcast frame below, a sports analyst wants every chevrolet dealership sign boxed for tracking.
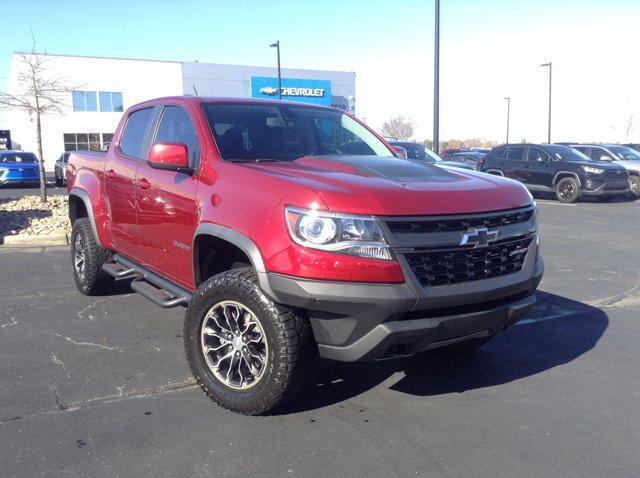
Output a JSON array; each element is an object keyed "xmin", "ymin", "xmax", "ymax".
[{"xmin": 251, "ymin": 76, "xmax": 331, "ymax": 105}]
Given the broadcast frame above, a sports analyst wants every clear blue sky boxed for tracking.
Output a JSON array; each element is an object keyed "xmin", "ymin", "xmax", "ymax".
[{"xmin": 1, "ymin": 0, "xmax": 639, "ymax": 142}]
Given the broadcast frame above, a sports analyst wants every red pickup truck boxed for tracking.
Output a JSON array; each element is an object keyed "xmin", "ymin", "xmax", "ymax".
[{"xmin": 67, "ymin": 96, "xmax": 543, "ymax": 414}]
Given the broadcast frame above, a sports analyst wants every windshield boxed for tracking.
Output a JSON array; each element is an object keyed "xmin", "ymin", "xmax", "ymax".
[
  {"xmin": 608, "ymin": 145, "xmax": 640, "ymax": 160},
  {"xmin": 542, "ymin": 145, "xmax": 592, "ymax": 162},
  {"xmin": 203, "ymin": 102, "xmax": 394, "ymax": 161},
  {"xmin": 422, "ymin": 146, "xmax": 442, "ymax": 162},
  {"xmin": 0, "ymin": 152, "xmax": 38, "ymax": 164}
]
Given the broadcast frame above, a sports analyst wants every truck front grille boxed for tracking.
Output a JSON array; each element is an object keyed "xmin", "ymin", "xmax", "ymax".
[
  {"xmin": 404, "ymin": 236, "xmax": 534, "ymax": 287},
  {"xmin": 387, "ymin": 209, "xmax": 533, "ymax": 234}
]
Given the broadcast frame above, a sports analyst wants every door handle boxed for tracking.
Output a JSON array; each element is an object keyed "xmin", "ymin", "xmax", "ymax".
[
  {"xmin": 106, "ymin": 169, "xmax": 116, "ymax": 180},
  {"xmin": 138, "ymin": 178, "xmax": 150, "ymax": 190}
]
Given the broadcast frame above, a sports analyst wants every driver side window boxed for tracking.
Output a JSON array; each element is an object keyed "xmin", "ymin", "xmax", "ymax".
[
  {"xmin": 528, "ymin": 148, "xmax": 548, "ymax": 162},
  {"xmin": 154, "ymin": 106, "xmax": 201, "ymax": 169}
]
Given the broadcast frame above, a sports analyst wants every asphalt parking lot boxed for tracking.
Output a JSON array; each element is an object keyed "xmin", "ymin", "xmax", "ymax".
[{"xmin": 1, "ymin": 199, "xmax": 639, "ymax": 477}]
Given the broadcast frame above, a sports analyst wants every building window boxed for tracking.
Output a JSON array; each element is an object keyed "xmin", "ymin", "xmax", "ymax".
[
  {"xmin": 63, "ymin": 133, "xmax": 113, "ymax": 152},
  {"xmin": 72, "ymin": 91, "xmax": 98, "ymax": 112},
  {"xmin": 99, "ymin": 92, "xmax": 124, "ymax": 112}
]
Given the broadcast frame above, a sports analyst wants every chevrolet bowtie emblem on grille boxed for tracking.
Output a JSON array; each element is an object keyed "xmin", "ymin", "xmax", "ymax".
[{"xmin": 460, "ymin": 227, "xmax": 500, "ymax": 247}]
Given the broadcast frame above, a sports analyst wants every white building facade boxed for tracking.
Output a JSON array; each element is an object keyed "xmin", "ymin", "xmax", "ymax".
[{"xmin": 1, "ymin": 53, "xmax": 356, "ymax": 169}]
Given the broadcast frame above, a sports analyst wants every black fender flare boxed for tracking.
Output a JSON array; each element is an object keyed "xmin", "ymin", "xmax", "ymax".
[
  {"xmin": 68, "ymin": 188, "xmax": 102, "ymax": 248},
  {"xmin": 192, "ymin": 223, "xmax": 276, "ymax": 299},
  {"xmin": 552, "ymin": 171, "xmax": 581, "ymax": 187}
]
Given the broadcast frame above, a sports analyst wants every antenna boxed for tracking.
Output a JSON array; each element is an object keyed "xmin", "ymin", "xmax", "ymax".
[{"xmin": 192, "ymin": 85, "xmax": 198, "ymax": 96}]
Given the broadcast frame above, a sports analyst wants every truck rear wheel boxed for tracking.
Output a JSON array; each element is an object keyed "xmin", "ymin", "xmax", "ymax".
[
  {"xmin": 184, "ymin": 268, "xmax": 314, "ymax": 415},
  {"xmin": 71, "ymin": 217, "xmax": 114, "ymax": 295},
  {"xmin": 555, "ymin": 177, "xmax": 580, "ymax": 203}
]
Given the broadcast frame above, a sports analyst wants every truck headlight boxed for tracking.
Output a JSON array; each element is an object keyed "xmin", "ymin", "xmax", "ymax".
[
  {"xmin": 581, "ymin": 165, "xmax": 604, "ymax": 174},
  {"xmin": 284, "ymin": 206, "xmax": 393, "ymax": 260}
]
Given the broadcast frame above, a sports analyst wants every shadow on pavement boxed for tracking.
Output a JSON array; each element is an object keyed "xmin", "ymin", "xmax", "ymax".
[
  {"xmin": 284, "ymin": 291, "xmax": 608, "ymax": 414},
  {"xmin": 0, "ymin": 197, "xmax": 52, "ymax": 239}
]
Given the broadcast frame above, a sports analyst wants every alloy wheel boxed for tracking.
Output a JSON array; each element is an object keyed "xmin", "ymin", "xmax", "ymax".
[
  {"xmin": 200, "ymin": 300, "xmax": 268, "ymax": 390},
  {"xmin": 73, "ymin": 232, "xmax": 86, "ymax": 279}
]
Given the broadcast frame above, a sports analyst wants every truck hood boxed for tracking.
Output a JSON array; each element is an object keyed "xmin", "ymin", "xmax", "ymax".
[{"xmin": 241, "ymin": 155, "xmax": 532, "ymax": 215}]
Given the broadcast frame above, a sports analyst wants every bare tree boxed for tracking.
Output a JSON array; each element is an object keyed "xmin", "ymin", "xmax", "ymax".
[
  {"xmin": 0, "ymin": 36, "xmax": 72, "ymax": 202},
  {"xmin": 381, "ymin": 116, "xmax": 414, "ymax": 141}
]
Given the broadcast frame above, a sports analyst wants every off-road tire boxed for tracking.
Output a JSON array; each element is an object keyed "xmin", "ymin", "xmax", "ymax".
[
  {"xmin": 555, "ymin": 177, "xmax": 581, "ymax": 203},
  {"xmin": 628, "ymin": 175, "xmax": 640, "ymax": 199},
  {"xmin": 71, "ymin": 217, "xmax": 114, "ymax": 295},
  {"xmin": 55, "ymin": 175, "xmax": 63, "ymax": 187},
  {"xmin": 184, "ymin": 268, "xmax": 315, "ymax": 415}
]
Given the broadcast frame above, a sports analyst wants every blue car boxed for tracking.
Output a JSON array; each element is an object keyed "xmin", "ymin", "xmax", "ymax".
[{"xmin": 0, "ymin": 151, "xmax": 40, "ymax": 185}]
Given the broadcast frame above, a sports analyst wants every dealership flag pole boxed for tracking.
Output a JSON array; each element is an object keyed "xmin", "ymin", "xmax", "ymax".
[
  {"xmin": 271, "ymin": 41, "xmax": 282, "ymax": 100},
  {"xmin": 504, "ymin": 97, "xmax": 510, "ymax": 144},
  {"xmin": 540, "ymin": 62, "xmax": 552, "ymax": 143},
  {"xmin": 433, "ymin": 0, "xmax": 440, "ymax": 153}
]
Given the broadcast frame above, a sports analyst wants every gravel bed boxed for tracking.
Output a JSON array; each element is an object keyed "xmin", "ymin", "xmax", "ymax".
[{"xmin": 0, "ymin": 196, "xmax": 70, "ymax": 236}]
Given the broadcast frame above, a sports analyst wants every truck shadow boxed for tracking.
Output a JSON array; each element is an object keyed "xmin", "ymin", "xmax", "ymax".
[{"xmin": 285, "ymin": 291, "xmax": 608, "ymax": 414}]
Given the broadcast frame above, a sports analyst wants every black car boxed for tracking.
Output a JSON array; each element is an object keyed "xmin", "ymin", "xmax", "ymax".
[
  {"xmin": 441, "ymin": 151, "xmax": 487, "ymax": 170},
  {"xmin": 480, "ymin": 143, "xmax": 630, "ymax": 203},
  {"xmin": 54, "ymin": 152, "xmax": 70, "ymax": 186},
  {"xmin": 388, "ymin": 141, "xmax": 475, "ymax": 170}
]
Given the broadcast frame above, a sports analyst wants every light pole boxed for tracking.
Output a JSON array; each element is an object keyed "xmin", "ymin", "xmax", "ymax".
[
  {"xmin": 270, "ymin": 41, "xmax": 282, "ymax": 100},
  {"xmin": 540, "ymin": 62, "xmax": 552, "ymax": 143},
  {"xmin": 503, "ymin": 97, "xmax": 510, "ymax": 144},
  {"xmin": 433, "ymin": 0, "xmax": 440, "ymax": 153}
]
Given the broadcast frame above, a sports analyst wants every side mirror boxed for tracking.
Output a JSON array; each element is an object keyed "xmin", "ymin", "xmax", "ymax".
[
  {"xmin": 600, "ymin": 155, "xmax": 612, "ymax": 162},
  {"xmin": 147, "ymin": 142, "xmax": 194, "ymax": 174}
]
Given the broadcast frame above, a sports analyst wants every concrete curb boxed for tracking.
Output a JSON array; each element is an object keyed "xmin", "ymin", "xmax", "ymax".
[{"xmin": 0, "ymin": 233, "xmax": 69, "ymax": 248}]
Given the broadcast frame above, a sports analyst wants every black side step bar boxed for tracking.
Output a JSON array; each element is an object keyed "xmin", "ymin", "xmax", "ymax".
[{"xmin": 101, "ymin": 254, "xmax": 193, "ymax": 308}]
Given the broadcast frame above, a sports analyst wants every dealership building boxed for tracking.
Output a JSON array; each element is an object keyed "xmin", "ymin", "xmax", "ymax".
[{"xmin": 1, "ymin": 53, "xmax": 356, "ymax": 169}]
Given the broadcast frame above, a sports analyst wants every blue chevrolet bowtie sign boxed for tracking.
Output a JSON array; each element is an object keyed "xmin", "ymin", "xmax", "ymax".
[{"xmin": 250, "ymin": 77, "xmax": 332, "ymax": 106}]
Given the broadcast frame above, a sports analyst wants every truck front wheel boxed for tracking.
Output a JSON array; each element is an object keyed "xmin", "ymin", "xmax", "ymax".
[
  {"xmin": 71, "ymin": 217, "xmax": 114, "ymax": 295},
  {"xmin": 184, "ymin": 268, "xmax": 314, "ymax": 415}
]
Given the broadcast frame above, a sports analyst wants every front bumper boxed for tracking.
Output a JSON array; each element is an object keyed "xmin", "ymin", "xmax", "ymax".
[
  {"xmin": 582, "ymin": 179, "xmax": 631, "ymax": 196},
  {"xmin": 266, "ymin": 246, "xmax": 544, "ymax": 362},
  {"xmin": 0, "ymin": 170, "xmax": 40, "ymax": 185}
]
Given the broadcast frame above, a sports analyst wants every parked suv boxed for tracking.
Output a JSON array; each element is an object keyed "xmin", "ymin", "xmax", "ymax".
[
  {"xmin": 67, "ymin": 97, "xmax": 543, "ymax": 414},
  {"xmin": 389, "ymin": 141, "xmax": 474, "ymax": 170},
  {"xmin": 569, "ymin": 144, "xmax": 640, "ymax": 198},
  {"xmin": 481, "ymin": 144, "xmax": 630, "ymax": 203},
  {"xmin": 54, "ymin": 152, "xmax": 70, "ymax": 186},
  {"xmin": 0, "ymin": 151, "xmax": 40, "ymax": 186}
]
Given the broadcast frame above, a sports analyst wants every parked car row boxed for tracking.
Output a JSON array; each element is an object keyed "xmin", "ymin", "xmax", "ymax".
[
  {"xmin": 388, "ymin": 141, "xmax": 476, "ymax": 170},
  {"xmin": 479, "ymin": 143, "xmax": 636, "ymax": 203}
]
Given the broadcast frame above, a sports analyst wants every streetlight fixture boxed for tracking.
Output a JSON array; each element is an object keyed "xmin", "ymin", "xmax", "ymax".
[
  {"xmin": 540, "ymin": 62, "xmax": 552, "ymax": 143},
  {"xmin": 433, "ymin": 0, "xmax": 440, "ymax": 153},
  {"xmin": 503, "ymin": 97, "xmax": 510, "ymax": 144},
  {"xmin": 270, "ymin": 41, "xmax": 282, "ymax": 100}
]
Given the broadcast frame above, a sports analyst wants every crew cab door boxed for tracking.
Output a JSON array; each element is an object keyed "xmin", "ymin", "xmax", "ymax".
[
  {"xmin": 135, "ymin": 104, "xmax": 201, "ymax": 288},
  {"xmin": 503, "ymin": 146, "xmax": 528, "ymax": 183},
  {"xmin": 104, "ymin": 106, "xmax": 155, "ymax": 257},
  {"xmin": 526, "ymin": 147, "xmax": 553, "ymax": 187}
]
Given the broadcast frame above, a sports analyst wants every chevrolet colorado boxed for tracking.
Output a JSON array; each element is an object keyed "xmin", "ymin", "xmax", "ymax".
[{"xmin": 67, "ymin": 97, "xmax": 543, "ymax": 415}]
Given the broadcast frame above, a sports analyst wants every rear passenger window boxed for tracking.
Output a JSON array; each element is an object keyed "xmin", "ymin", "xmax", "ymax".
[
  {"xmin": 154, "ymin": 106, "xmax": 201, "ymax": 168},
  {"xmin": 493, "ymin": 147, "xmax": 506, "ymax": 159},
  {"xmin": 506, "ymin": 147, "xmax": 525, "ymax": 160},
  {"xmin": 119, "ymin": 107, "xmax": 154, "ymax": 159}
]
